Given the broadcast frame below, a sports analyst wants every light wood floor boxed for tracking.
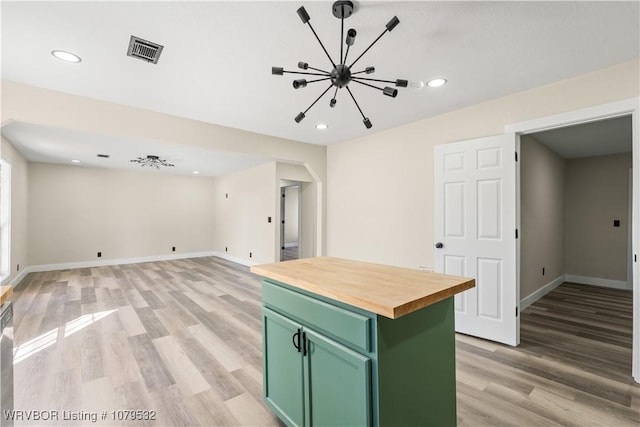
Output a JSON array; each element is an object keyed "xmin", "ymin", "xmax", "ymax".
[{"xmin": 10, "ymin": 257, "xmax": 640, "ymax": 426}]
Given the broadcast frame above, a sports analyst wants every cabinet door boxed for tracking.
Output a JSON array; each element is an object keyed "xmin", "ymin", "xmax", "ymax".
[
  {"xmin": 263, "ymin": 308, "xmax": 304, "ymax": 426},
  {"xmin": 303, "ymin": 328, "xmax": 372, "ymax": 427}
]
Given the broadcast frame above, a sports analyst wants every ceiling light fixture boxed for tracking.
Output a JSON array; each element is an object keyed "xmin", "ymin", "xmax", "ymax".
[
  {"xmin": 129, "ymin": 155, "xmax": 174, "ymax": 169},
  {"xmin": 427, "ymin": 78, "xmax": 447, "ymax": 88},
  {"xmin": 272, "ymin": 1, "xmax": 407, "ymax": 129},
  {"xmin": 71, "ymin": 159, "xmax": 80, "ymax": 163},
  {"xmin": 315, "ymin": 123, "xmax": 328, "ymax": 130},
  {"xmin": 51, "ymin": 50, "xmax": 81, "ymax": 63},
  {"xmin": 193, "ymin": 171, "xmax": 200, "ymax": 174}
]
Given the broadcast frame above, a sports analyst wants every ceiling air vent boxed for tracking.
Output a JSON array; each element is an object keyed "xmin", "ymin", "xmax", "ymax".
[{"xmin": 127, "ymin": 35, "xmax": 163, "ymax": 64}]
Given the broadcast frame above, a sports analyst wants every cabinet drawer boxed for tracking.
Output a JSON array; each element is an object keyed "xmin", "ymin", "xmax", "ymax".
[{"xmin": 262, "ymin": 280, "xmax": 371, "ymax": 352}]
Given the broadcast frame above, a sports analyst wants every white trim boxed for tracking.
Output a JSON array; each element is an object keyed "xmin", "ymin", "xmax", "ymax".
[
  {"xmin": 520, "ymin": 275, "xmax": 565, "ymax": 311},
  {"xmin": 7, "ymin": 266, "xmax": 31, "ymax": 289},
  {"xmin": 505, "ymin": 98, "xmax": 640, "ymax": 135},
  {"xmin": 15, "ymin": 251, "xmax": 217, "ymax": 280},
  {"xmin": 212, "ymin": 251, "xmax": 257, "ymax": 267},
  {"xmin": 284, "ymin": 243, "xmax": 299, "ymax": 248},
  {"xmin": 565, "ymin": 275, "xmax": 633, "ymax": 291}
]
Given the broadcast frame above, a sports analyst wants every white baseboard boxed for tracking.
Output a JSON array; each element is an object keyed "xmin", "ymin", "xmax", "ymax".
[
  {"xmin": 520, "ymin": 275, "xmax": 565, "ymax": 311},
  {"xmin": 565, "ymin": 274, "xmax": 632, "ymax": 290},
  {"xmin": 7, "ymin": 267, "xmax": 33, "ymax": 288},
  {"xmin": 10, "ymin": 251, "xmax": 219, "ymax": 288},
  {"xmin": 283, "ymin": 243, "xmax": 299, "ymax": 249},
  {"xmin": 212, "ymin": 252, "xmax": 257, "ymax": 267}
]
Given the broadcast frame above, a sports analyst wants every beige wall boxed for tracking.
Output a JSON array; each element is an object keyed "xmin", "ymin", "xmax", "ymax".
[
  {"xmin": 520, "ymin": 136, "xmax": 565, "ymax": 299},
  {"xmin": 565, "ymin": 153, "xmax": 632, "ymax": 281},
  {"xmin": 212, "ymin": 162, "xmax": 276, "ymax": 264},
  {"xmin": 28, "ymin": 163, "xmax": 215, "ymax": 265},
  {"xmin": 327, "ymin": 60, "xmax": 639, "ymax": 269},
  {"xmin": 1, "ymin": 80, "xmax": 327, "ymax": 255},
  {"xmin": 0, "ymin": 137, "xmax": 28, "ymax": 284}
]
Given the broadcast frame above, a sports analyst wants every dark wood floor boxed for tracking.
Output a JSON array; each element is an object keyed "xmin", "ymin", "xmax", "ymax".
[{"xmin": 9, "ymin": 257, "xmax": 640, "ymax": 426}]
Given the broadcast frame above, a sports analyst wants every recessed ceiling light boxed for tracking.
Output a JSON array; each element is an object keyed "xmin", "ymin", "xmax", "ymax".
[
  {"xmin": 51, "ymin": 50, "xmax": 82, "ymax": 63},
  {"xmin": 193, "ymin": 171, "xmax": 200, "ymax": 174},
  {"xmin": 427, "ymin": 78, "xmax": 447, "ymax": 88},
  {"xmin": 315, "ymin": 123, "xmax": 328, "ymax": 130},
  {"xmin": 71, "ymin": 159, "xmax": 80, "ymax": 163}
]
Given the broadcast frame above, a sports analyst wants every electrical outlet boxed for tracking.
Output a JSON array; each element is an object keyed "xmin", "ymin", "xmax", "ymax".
[
  {"xmin": 172, "ymin": 246, "xmax": 176, "ymax": 252},
  {"xmin": 249, "ymin": 252, "xmax": 252, "ymax": 258},
  {"xmin": 225, "ymin": 193, "xmax": 229, "ymax": 199},
  {"xmin": 225, "ymin": 247, "xmax": 228, "ymax": 252},
  {"xmin": 614, "ymin": 220, "xmax": 620, "ymax": 227},
  {"xmin": 268, "ymin": 216, "xmax": 272, "ymax": 223},
  {"xmin": 542, "ymin": 267, "xmax": 545, "ymax": 276},
  {"xmin": 97, "ymin": 252, "xmax": 102, "ymax": 258},
  {"xmin": 16, "ymin": 264, "xmax": 19, "ymax": 272}
]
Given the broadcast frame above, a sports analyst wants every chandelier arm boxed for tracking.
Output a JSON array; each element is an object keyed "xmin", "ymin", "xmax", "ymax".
[
  {"xmin": 353, "ymin": 76, "xmax": 398, "ymax": 85},
  {"xmin": 305, "ymin": 77, "xmax": 333, "ymax": 84},
  {"xmin": 306, "ymin": 22, "xmax": 337, "ymax": 68},
  {"xmin": 340, "ymin": 6, "xmax": 344, "ymax": 64},
  {"xmin": 351, "ymin": 79, "xmax": 385, "ymax": 92},
  {"xmin": 348, "ymin": 28, "xmax": 388, "ymax": 69},
  {"xmin": 343, "ymin": 44, "xmax": 351, "ymax": 66},
  {"xmin": 345, "ymin": 86, "xmax": 366, "ymax": 120},
  {"xmin": 284, "ymin": 70, "xmax": 331, "ymax": 77},
  {"xmin": 307, "ymin": 66, "xmax": 331, "ymax": 74},
  {"xmin": 303, "ymin": 84, "xmax": 335, "ymax": 115}
]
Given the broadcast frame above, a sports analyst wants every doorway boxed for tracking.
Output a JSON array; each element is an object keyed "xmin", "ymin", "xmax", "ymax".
[
  {"xmin": 507, "ymin": 98, "xmax": 639, "ymax": 382},
  {"xmin": 519, "ymin": 116, "xmax": 633, "ymax": 373},
  {"xmin": 280, "ymin": 183, "xmax": 300, "ymax": 261}
]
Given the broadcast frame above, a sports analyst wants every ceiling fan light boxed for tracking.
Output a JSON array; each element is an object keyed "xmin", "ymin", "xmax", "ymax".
[
  {"xmin": 298, "ymin": 61, "xmax": 309, "ymax": 70},
  {"xmin": 295, "ymin": 112, "xmax": 306, "ymax": 123},
  {"xmin": 383, "ymin": 87, "xmax": 398, "ymax": 97},
  {"xmin": 365, "ymin": 66, "xmax": 375, "ymax": 74},
  {"xmin": 363, "ymin": 118, "xmax": 372, "ymax": 129},
  {"xmin": 330, "ymin": 98, "xmax": 337, "ymax": 108},
  {"xmin": 346, "ymin": 28, "xmax": 357, "ymax": 46},
  {"xmin": 385, "ymin": 16, "xmax": 400, "ymax": 32},
  {"xmin": 395, "ymin": 79, "xmax": 408, "ymax": 87},
  {"xmin": 293, "ymin": 79, "xmax": 307, "ymax": 89},
  {"xmin": 272, "ymin": 66, "xmax": 284, "ymax": 75},
  {"xmin": 297, "ymin": 6, "xmax": 311, "ymax": 24}
]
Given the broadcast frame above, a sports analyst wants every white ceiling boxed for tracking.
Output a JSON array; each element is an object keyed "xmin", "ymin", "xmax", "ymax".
[
  {"xmin": 531, "ymin": 115, "xmax": 632, "ymax": 159},
  {"xmin": 1, "ymin": 1, "xmax": 639, "ymax": 175},
  {"xmin": 1, "ymin": 121, "xmax": 270, "ymax": 176}
]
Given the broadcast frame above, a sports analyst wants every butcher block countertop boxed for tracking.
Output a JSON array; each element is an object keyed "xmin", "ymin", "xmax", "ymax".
[
  {"xmin": 251, "ymin": 257, "xmax": 475, "ymax": 319},
  {"xmin": 0, "ymin": 286, "xmax": 13, "ymax": 306}
]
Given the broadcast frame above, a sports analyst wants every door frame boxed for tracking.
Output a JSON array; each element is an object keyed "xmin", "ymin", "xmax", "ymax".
[{"xmin": 505, "ymin": 97, "xmax": 640, "ymax": 383}]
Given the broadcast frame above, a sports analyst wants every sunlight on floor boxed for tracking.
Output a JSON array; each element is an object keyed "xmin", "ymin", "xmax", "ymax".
[{"xmin": 13, "ymin": 309, "xmax": 117, "ymax": 364}]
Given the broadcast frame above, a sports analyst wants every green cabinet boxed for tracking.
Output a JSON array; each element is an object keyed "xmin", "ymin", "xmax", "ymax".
[
  {"xmin": 262, "ymin": 279, "xmax": 457, "ymax": 427},
  {"xmin": 263, "ymin": 307, "xmax": 371, "ymax": 427},
  {"xmin": 263, "ymin": 308, "xmax": 305, "ymax": 426}
]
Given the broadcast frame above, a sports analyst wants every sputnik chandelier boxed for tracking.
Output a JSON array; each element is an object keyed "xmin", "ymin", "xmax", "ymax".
[
  {"xmin": 130, "ymin": 155, "xmax": 175, "ymax": 169},
  {"xmin": 272, "ymin": 1, "xmax": 406, "ymax": 129}
]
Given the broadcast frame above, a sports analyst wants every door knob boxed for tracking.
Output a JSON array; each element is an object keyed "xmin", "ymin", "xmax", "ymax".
[{"xmin": 435, "ymin": 242, "xmax": 444, "ymax": 249}]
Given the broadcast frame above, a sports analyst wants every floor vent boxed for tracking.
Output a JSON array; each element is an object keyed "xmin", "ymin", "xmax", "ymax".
[{"xmin": 127, "ymin": 36, "xmax": 163, "ymax": 64}]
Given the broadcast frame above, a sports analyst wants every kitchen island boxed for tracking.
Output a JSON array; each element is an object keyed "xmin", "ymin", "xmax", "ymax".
[{"xmin": 251, "ymin": 257, "xmax": 474, "ymax": 427}]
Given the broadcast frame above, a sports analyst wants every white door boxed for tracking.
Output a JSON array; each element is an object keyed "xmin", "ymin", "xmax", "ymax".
[{"xmin": 434, "ymin": 134, "xmax": 518, "ymax": 346}]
